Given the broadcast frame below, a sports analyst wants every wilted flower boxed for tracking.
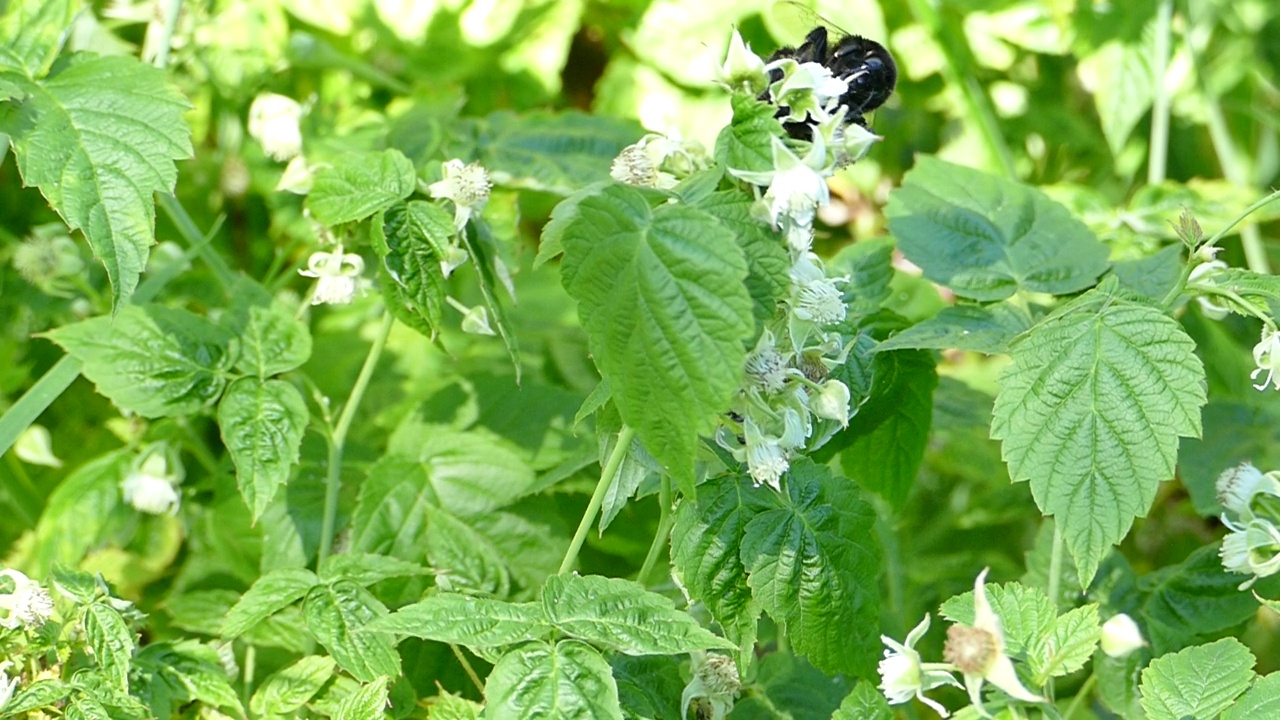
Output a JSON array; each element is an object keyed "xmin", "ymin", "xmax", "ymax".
[
  {"xmin": 1216, "ymin": 462, "xmax": 1280, "ymax": 518},
  {"xmin": 440, "ymin": 243, "xmax": 470, "ymax": 278},
  {"xmin": 247, "ymin": 93, "xmax": 304, "ymax": 162},
  {"xmin": 743, "ymin": 417, "xmax": 788, "ymax": 491},
  {"xmin": 13, "ymin": 424, "xmax": 61, "ymax": 468},
  {"xmin": 1099, "ymin": 613, "xmax": 1145, "ymax": 659},
  {"xmin": 0, "ymin": 568, "xmax": 55, "ymax": 630},
  {"xmin": 12, "ymin": 230, "xmax": 83, "ymax": 293},
  {"xmin": 681, "ymin": 652, "xmax": 741, "ymax": 720},
  {"xmin": 430, "ymin": 159, "xmax": 492, "ymax": 231},
  {"xmin": 879, "ymin": 614, "xmax": 962, "ymax": 717},
  {"xmin": 719, "ymin": 29, "xmax": 767, "ymax": 94},
  {"xmin": 1220, "ymin": 517, "xmax": 1280, "ymax": 590},
  {"xmin": 0, "ymin": 661, "xmax": 17, "ymax": 711},
  {"xmin": 1252, "ymin": 326, "xmax": 1280, "ymax": 391},
  {"xmin": 744, "ymin": 333, "xmax": 789, "ymax": 394},
  {"xmin": 943, "ymin": 569, "xmax": 1045, "ymax": 717},
  {"xmin": 121, "ymin": 452, "xmax": 181, "ymax": 516},
  {"xmin": 810, "ymin": 379, "xmax": 851, "ymax": 427},
  {"xmin": 447, "ymin": 297, "xmax": 496, "ymax": 336},
  {"xmin": 299, "ymin": 245, "xmax": 365, "ymax": 306}
]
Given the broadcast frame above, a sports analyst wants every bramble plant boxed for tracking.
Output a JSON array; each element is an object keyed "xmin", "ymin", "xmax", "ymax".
[{"xmin": 2, "ymin": 0, "xmax": 1280, "ymax": 719}]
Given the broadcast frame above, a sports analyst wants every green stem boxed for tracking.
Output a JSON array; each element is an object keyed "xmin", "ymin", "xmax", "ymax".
[
  {"xmin": 1, "ymin": 454, "xmax": 41, "ymax": 526},
  {"xmin": 158, "ymin": 194, "xmax": 237, "ymax": 292},
  {"xmin": 558, "ymin": 425, "xmax": 636, "ymax": 575},
  {"xmin": 636, "ymin": 474, "xmax": 674, "ymax": 585},
  {"xmin": 875, "ymin": 495, "xmax": 905, "ymax": 628},
  {"xmin": 241, "ymin": 645, "xmax": 256, "ymax": 710},
  {"xmin": 1047, "ymin": 521, "xmax": 1063, "ymax": 609},
  {"xmin": 450, "ymin": 644, "xmax": 485, "ymax": 694},
  {"xmin": 1062, "ymin": 673, "xmax": 1098, "ymax": 720},
  {"xmin": 146, "ymin": 0, "xmax": 183, "ymax": 69},
  {"xmin": 1147, "ymin": 0, "xmax": 1174, "ymax": 185},
  {"xmin": 317, "ymin": 311, "xmax": 395, "ymax": 566},
  {"xmin": 0, "ymin": 357, "xmax": 81, "ymax": 459},
  {"xmin": 1159, "ymin": 189, "xmax": 1280, "ymax": 309}
]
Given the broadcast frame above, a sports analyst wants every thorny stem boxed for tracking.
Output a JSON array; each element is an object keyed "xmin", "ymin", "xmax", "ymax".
[
  {"xmin": 559, "ymin": 426, "xmax": 636, "ymax": 575},
  {"xmin": 317, "ymin": 311, "xmax": 395, "ymax": 566}
]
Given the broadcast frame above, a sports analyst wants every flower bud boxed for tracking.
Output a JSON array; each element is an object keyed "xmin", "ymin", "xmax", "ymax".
[
  {"xmin": 247, "ymin": 93, "xmax": 303, "ymax": 162},
  {"xmin": 1099, "ymin": 613, "xmax": 1145, "ymax": 658}
]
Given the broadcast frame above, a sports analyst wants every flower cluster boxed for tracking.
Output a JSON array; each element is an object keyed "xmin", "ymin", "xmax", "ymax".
[
  {"xmin": 1216, "ymin": 462, "xmax": 1280, "ymax": 589},
  {"xmin": 680, "ymin": 652, "xmax": 741, "ymax": 720},
  {"xmin": 0, "ymin": 568, "xmax": 55, "ymax": 630}
]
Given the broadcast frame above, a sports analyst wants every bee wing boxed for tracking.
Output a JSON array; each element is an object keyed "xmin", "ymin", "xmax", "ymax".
[{"xmin": 766, "ymin": 0, "xmax": 886, "ymax": 47}]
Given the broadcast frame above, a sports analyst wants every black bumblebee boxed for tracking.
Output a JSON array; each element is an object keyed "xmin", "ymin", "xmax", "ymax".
[{"xmin": 765, "ymin": 19, "xmax": 897, "ymax": 136}]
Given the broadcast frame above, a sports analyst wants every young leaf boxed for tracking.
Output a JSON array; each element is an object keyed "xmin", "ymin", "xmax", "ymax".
[
  {"xmin": 992, "ymin": 287, "xmax": 1205, "ymax": 585},
  {"xmin": 425, "ymin": 504, "xmax": 512, "ymax": 597},
  {"xmin": 217, "ymin": 377, "xmax": 308, "ymax": 521},
  {"xmin": 365, "ymin": 593, "xmax": 551, "ymax": 649},
  {"xmin": 714, "ymin": 94, "xmax": 785, "ymax": 174},
  {"xmin": 460, "ymin": 220, "xmax": 521, "ymax": 379},
  {"xmin": 221, "ymin": 567, "xmax": 319, "ymax": 638},
  {"xmin": 303, "ymin": 581, "xmax": 401, "ymax": 682},
  {"xmin": 939, "ymin": 580, "xmax": 1056, "ymax": 658},
  {"xmin": 249, "ymin": 656, "xmax": 338, "ymax": 718},
  {"xmin": 84, "ymin": 602, "xmax": 133, "ymax": 690},
  {"xmin": 44, "ymin": 305, "xmax": 235, "ymax": 418},
  {"xmin": 1222, "ymin": 672, "xmax": 1280, "ymax": 719},
  {"xmin": 372, "ymin": 201, "xmax": 452, "ymax": 338},
  {"xmin": 333, "ymin": 676, "xmax": 391, "ymax": 720},
  {"xmin": 694, "ymin": 189, "xmax": 791, "ymax": 328},
  {"xmin": 233, "ymin": 302, "xmax": 313, "ymax": 378},
  {"xmin": 306, "ymin": 149, "xmax": 417, "ymax": 225},
  {"xmin": 832, "ymin": 681, "xmax": 893, "ymax": 720},
  {"xmin": 483, "ymin": 640, "xmax": 624, "ymax": 720},
  {"xmin": 875, "ymin": 303, "xmax": 1032, "ymax": 355},
  {"xmin": 541, "ymin": 574, "xmax": 735, "ymax": 656},
  {"xmin": 0, "ymin": 54, "xmax": 192, "ymax": 307},
  {"xmin": 317, "ymin": 552, "xmax": 431, "ymax": 587},
  {"xmin": 886, "ymin": 157, "xmax": 1109, "ymax": 301},
  {"xmin": 428, "ymin": 690, "xmax": 484, "ymax": 720},
  {"xmin": 740, "ymin": 460, "xmax": 881, "ymax": 677},
  {"xmin": 1139, "ymin": 638, "xmax": 1255, "ymax": 720},
  {"xmin": 1030, "ymin": 604, "xmax": 1100, "ymax": 682},
  {"xmin": 670, "ymin": 473, "xmax": 771, "ymax": 663},
  {"xmin": 559, "ymin": 183, "xmax": 753, "ymax": 492}
]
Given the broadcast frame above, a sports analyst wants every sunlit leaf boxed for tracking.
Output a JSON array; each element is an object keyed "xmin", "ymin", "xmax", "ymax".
[{"xmin": 483, "ymin": 640, "xmax": 623, "ymax": 720}]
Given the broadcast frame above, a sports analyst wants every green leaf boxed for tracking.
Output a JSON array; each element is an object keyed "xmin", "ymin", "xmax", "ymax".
[
  {"xmin": 940, "ymin": 580, "xmax": 1056, "ymax": 658},
  {"xmin": 334, "ymin": 676, "xmax": 390, "ymax": 720},
  {"xmin": 831, "ymin": 237, "xmax": 896, "ymax": 317},
  {"xmin": 233, "ymin": 302, "xmax": 312, "ymax": 378},
  {"xmin": 1139, "ymin": 638, "xmax": 1255, "ymax": 720},
  {"xmin": 541, "ymin": 574, "xmax": 734, "ymax": 656},
  {"xmin": 831, "ymin": 348, "xmax": 938, "ymax": 508},
  {"xmin": 1137, "ymin": 545, "xmax": 1271, "ymax": 654},
  {"xmin": 670, "ymin": 473, "xmax": 767, "ymax": 665},
  {"xmin": 1031, "ymin": 604, "xmax": 1099, "ymax": 682},
  {"xmin": 249, "ymin": 656, "xmax": 337, "ymax": 718},
  {"xmin": 428, "ymin": 690, "xmax": 484, "ymax": 720},
  {"xmin": 303, "ymin": 581, "xmax": 401, "ymax": 682},
  {"xmin": 732, "ymin": 652, "xmax": 851, "ymax": 719},
  {"xmin": 1, "ymin": 680, "xmax": 73, "ymax": 716},
  {"xmin": 886, "ymin": 157, "xmax": 1109, "ymax": 301},
  {"xmin": 483, "ymin": 640, "xmax": 623, "ymax": 720},
  {"xmin": 876, "ymin": 303, "xmax": 1032, "ymax": 355},
  {"xmin": 460, "ymin": 220, "xmax": 522, "ymax": 379},
  {"xmin": 477, "ymin": 110, "xmax": 643, "ymax": 195},
  {"xmin": 217, "ymin": 377, "xmax": 308, "ymax": 521},
  {"xmin": 536, "ymin": 182, "xmax": 610, "ymax": 268},
  {"xmin": 0, "ymin": 0, "xmax": 74, "ymax": 75},
  {"xmin": 373, "ymin": 201, "xmax": 452, "ymax": 338},
  {"xmin": 559, "ymin": 183, "xmax": 753, "ymax": 491},
  {"xmin": 832, "ymin": 681, "xmax": 893, "ymax": 720},
  {"xmin": 991, "ymin": 287, "xmax": 1206, "ymax": 584},
  {"xmin": 1223, "ymin": 672, "xmax": 1280, "ymax": 720},
  {"xmin": 740, "ymin": 460, "xmax": 881, "ymax": 677},
  {"xmin": 693, "ymin": 189, "xmax": 791, "ymax": 328},
  {"xmin": 610, "ymin": 655, "xmax": 685, "ymax": 720},
  {"xmin": 366, "ymin": 593, "xmax": 551, "ymax": 649},
  {"xmin": 1095, "ymin": 648, "xmax": 1145, "ymax": 719},
  {"xmin": 714, "ymin": 94, "xmax": 784, "ymax": 174},
  {"xmin": 317, "ymin": 552, "xmax": 431, "ymax": 587},
  {"xmin": 44, "ymin": 305, "xmax": 235, "ymax": 418},
  {"xmin": 306, "ymin": 149, "xmax": 416, "ymax": 225},
  {"xmin": 1083, "ymin": 40, "xmax": 1154, "ymax": 157},
  {"xmin": 27, "ymin": 450, "xmax": 128, "ymax": 576},
  {"xmin": 84, "ymin": 602, "xmax": 133, "ymax": 690},
  {"xmin": 222, "ymin": 567, "xmax": 319, "ymax": 638},
  {"xmin": 0, "ymin": 54, "xmax": 192, "ymax": 307},
  {"xmin": 426, "ymin": 504, "xmax": 512, "ymax": 596},
  {"xmin": 1111, "ymin": 244, "xmax": 1183, "ymax": 301}
]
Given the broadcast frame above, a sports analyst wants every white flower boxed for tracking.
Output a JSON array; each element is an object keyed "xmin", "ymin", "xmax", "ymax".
[
  {"xmin": 811, "ymin": 380, "xmax": 851, "ymax": 427},
  {"xmin": 1187, "ymin": 260, "xmax": 1230, "ymax": 319},
  {"xmin": 790, "ymin": 254, "xmax": 847, "ymax": 326},
  {"xmin": 944, "ymin": 569, "xmax": 1045, "ymax": 718},
  {"xmin": 764, "ymin": 58, "xmax": 848, "ymax": 124},
  {"xmin": 730, "ymin": 136, "xmax": 830, "ymax": 250},
  {"xmin": 0, "ymin": 660, "xmax": 17, "ymax": 711},
  {"xmin": 744, "ymin": 333, "xmax": 789, "ymax": 394},
  {"xmin": 1252, "ymin": 326, "xmax": 1280, "ymax": 391},
  {"xmin": 0, "ymin": 568, "xmax": 55, "ymax": 630},
  {"xmin": 14, "ymin": 424, "xmax": 61, "ymax": 468},
  {"xmin": 1099, "ymin": 613, "xmax": 1145, "ymax": 658},
  {"xmin": 681, "ymin": 652, "xmax": 740, "ymax": 720},
  {"xmin": 879, "ymin": 614, "xmax": 962, "ymax": 717},
  {"xmin": 429, "ymin": 159, "xmax": 492, "ymax": 231},
  {"xmin": 1220, "ymin": 517, "xmax": 1280, "ymax": 589},
  {"xmin": 247, "ymin": 93, "xmax": 304, "ymax": 162},
  {"xmin": 121, "ymin": 453, "xmax": 181, "ymax": 516},
  {"xmin": 779, "ymin": 405, "xmax": 809, "ymax": 449},
  {"xmin": 275, "ymin": 155, "xmax": 314, "ymax": 194},
  {"xmin": 299, "ymin": 245, "xmax": 365, "ymax": 306},
  {"xmin": 744, "ymin": 417, "xmax": 788, "ymax": 491},
  {"xmin": 719, "ymin": 29, "xmax": 767, "ymax": 94},
  {"xmin": 1216, "ymin": 462, "xmax": 1280, "ymax": 518}
]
